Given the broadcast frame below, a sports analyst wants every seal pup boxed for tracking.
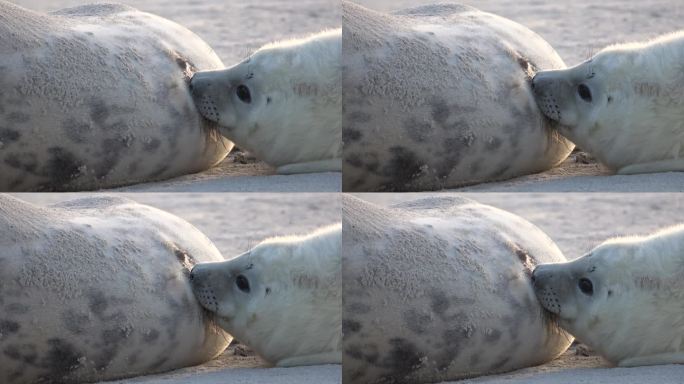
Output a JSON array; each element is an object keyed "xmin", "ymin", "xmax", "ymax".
[
  {"xmin": 190, "ymin": 29, "xmax": 342, "ymax": 174},
  {"xmin": 532, "ymin": 31, "xmax": 684, "ymax": 174},
  {"xmin": 190, "ymin": 224, "xmax": 341, "ymax": 367},
  {"xmin": 0, "ymin": 195, "xmax": 231, "ymax": 383},
  {"xmin": 0, "ymin": 1, "xmax": 233, "ymax": 191},
  {"xmin": 343, "ymin": 195, "xmax": 572, "ymax": 383},
  {"xmin": 342, "ymin": 1, "xmax": 574, "ymax": 191},
  {"xmin": 533, "ymin": 224, "xmax": 684, "ymax": 367}
]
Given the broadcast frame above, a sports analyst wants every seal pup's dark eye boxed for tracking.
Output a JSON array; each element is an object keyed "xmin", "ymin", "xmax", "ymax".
[
  {"xmin": 236, "ymin": 85, "xmax": 251, "ymax": 104},
  {"xmin": 236, "ymin": 275, "xmax": 250, "ymax": 293},
  {"xmin": 578, "ymin": 278, "xmax": 593, "ymax": 295},
  {"xmin": 578, "ymin": 84, "xmax": 592, "ymax": 102}
]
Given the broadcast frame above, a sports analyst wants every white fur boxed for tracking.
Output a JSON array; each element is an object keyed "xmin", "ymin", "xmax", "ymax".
[
  {"xmin": 191, "ymin": 224, "xmax": 341, "ymax": 367},
  {"xmin": 535, "ymin": 224, "xmax": 684, "ymax": 366},
  {"xmin": 533, "ymin": 31, "xmax": 684, "ymax": 173},
  {"xmin": 190, "ymin": 29, "xmax": 341, "ymax": 174}
]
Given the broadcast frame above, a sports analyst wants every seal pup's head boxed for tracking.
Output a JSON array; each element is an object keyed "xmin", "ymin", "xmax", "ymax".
[
  {"xmin": 532, "ymin": 224, "xmax": 684, "ymax": 366},
  {"xmin": 189, "ymin": 224, "xmax": 341, "ymax": 367},
  {"xmin": 189, "ymin": 29, "xmax": 341, "ymax": 168},
  {"xmin": 531, "ymin": 31, "xmax": 684, "ymax": 170}
]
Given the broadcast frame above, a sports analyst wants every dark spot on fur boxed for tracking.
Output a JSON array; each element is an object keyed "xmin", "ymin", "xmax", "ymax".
[
  {"xmin": 0, "ymin": 128, "xmax": 20, "ymax": 143},
  {"xmin": 6, "ymin": 112, "xmax": 30, "ymax": 124},
  {"xmin": 486, "ymin": 137, "xmax": 502, "ymax": 150},
  {"xmin": 62, "ymin": 310, "xmax": 90, "ymax": 335},
  {"xmin": 90, "ymin": 99, "xmax": 111, "ymax": 127},
  {"xmin": 41, "ymin": 338, "xmax": 81, "ymax": 380},
  {"xmin": 430, "ymin": 290, "xmax": 450, "ymax": 316},
  {"xmin": 346, "ymin": 155, "xmax": 363, "ymax": 168},
  {"xmin": 347, "ymin": 302, "xmax": 371, "ymax": 314},
  {"xmin": 431, "ymin": 99, "xmax": 450, "ymax": 125},
  {"xmin": 142, "ymin": 329, "xmax": 160, "ymax": 343},
  {"xmin": 5, "ymin": 303, "xmax": 29, "ymax": 315},
  {"xmin": 608, "ymin": 290, "xmax": 613, "ymax": 296},
  {"xmin": 144, "ymin": 138, "xmax": 161, "ymax": 151},
  {"xmin": 267, "ymin": 97, "xmax": 272, "ymax": 104},
  {"xmin": 102, "ymin": 328, "xmax": 129, "ymax": 344},
  {"xmin": 146, "ymin": 356, "xmax": 169, "ymax": 371},
  {"xmin": 343, "ymin": 128, "xmax": 362, "ymax": 142},
  {"xmin": 488, "ymin": 355, "xmax": 511, "ymax": 372},
  {"xmin": 345, "ymin": 343, "xmax": 379, "ymax": 364},
  {"xmin": 45, "ymin": 147, "xmax": 81, "ymax": 186},
  {"xmin": 0, "ymin": 319, "xmax": 19, "ymax": 334},
  {"xmin": 347, "ymin": 111, "xmax": 371, "ymax": 123},
  {"xmin": 381, "ymin": 338, "xmax": 423, "ymax": 380},
  {"xmin": 4, "ymin": 344, "xmax": 37, "ymax": 364},
  {"xmin": 62, "ymin": 119, "xmax": 92, "ymax": 143},
  {"xmin": 5, "ymin": 152, "xmax": 37, "ymax": 173},
  {"xmin": 403, "ymin": 309, "xmax": 432, "ymax": 334},
  {"xmin": 343, "ymin": 320, "xmax": 362, "ymax": 333},
  {"xmin": 265, "ymin": 287, "xmax": 271, "ymax": 296},
  {"xmin": 381, "ymin": 146, "xmax": 423, "ymax": 190},
  {"xmin": 404, "ymin": 118, "xmax": 433, "ymax": 142},
  {"xmin": 485, "ymin": 329, "xmax": 502, "ymax": 343},
  {"xmin": 88, "ymin": 291, "xmax": 109, "ymax": 317}
]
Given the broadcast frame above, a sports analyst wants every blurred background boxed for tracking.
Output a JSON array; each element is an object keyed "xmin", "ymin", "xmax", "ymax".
[
  {"xmin": 11, "ymin": 0, "xmax": 340, "ymax": 66},
  {"xmin": 354, "ymin": 0, "xmax": 684, "ymax": 66}
]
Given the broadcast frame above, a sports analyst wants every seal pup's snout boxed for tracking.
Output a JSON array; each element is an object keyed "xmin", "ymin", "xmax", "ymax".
[{"xmin": 189, "ymin": 73, "xmax": 212, "ymax": 96}]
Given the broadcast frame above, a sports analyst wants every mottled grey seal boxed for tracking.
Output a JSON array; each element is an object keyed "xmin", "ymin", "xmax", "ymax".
[
  {"xmin": 342, "ymin": 195, "xmax": 572, "ymax": 383},
  {"xmin": 190, "ymin": 224, "xmax": 341, "ymax": 366},
  {"xmin": 533, "ymin": 224, "xmax": 684, "ymax": 367},
  {"xmin": 342, "ymin": 1, "xmax": 574, "ymax": 191},
  {"xmin": 0, "ymin": 195, "xmax": 231, "ymax": 383},
  {"xmin": 0, "ymin": 1, "xmax": 234, "ymax": 191}
]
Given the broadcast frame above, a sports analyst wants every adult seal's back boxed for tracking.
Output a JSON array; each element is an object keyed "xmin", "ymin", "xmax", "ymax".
[
  {"xmin": 342, "ymin": 1, "xmax": 574, "ymax": 191},
  {"xmin": 0, "ymin": 1, "xmax": 234, "ymax": 191},
  {"xmin": 0, "ymin": 195, "xmax": 231, "ymax": 383},
  {"xmin": 342, "ymin": 195, "xmax": 572, "ymax": 383}
]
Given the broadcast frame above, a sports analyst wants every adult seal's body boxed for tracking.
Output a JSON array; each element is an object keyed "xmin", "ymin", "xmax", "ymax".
[
  {"xmin": 533, "ymin": 31, "xmax": 684, "ymax": 175},
  {"xmin": 342, "ymin": 195, "xmax": 572, "ymax": 383},
  {"xmin": 0, "ymin": 195, "xmax": 231, "ymax": 383},
  {"xmin": 190, "ymin": 29, "xmax": 341, "ymax": 174},
  {"xmin": 190, "ymin": 224, "xmax": 342, "ymax": 367},
  {"xmin": 0, "ymin": 1, "xmax": 234, "ymax": 191},
  {"xmin": 533, "ymin": 224, "xmax": 684, "ymax": 367},
  {"xmin": 342, "ymin": 1, "xmax": 574, "ymax": 191}
]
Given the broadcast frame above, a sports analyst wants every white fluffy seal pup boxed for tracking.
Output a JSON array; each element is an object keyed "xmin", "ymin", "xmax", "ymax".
[
  {"xmin": 190, "ymin": 29, "xmax": 342, "ymax": 174},
  {"xmin": 190, "ymin": 224, "xmax": 341, "ymax": 367},
  {"xmin": 0, "ymin": 195, "xmax": 231, "ymax": 384},
  {"xmin": 342, "ymin": 1, "xmax": 574, "ymax": 191},
  {"xmin": 343, "ymin": 195, "xmax": 572, "ymax": 383},
  {"xmin": 533, "ymin": 224, "xmax": 684, "ymax": 367},
  {"xmin": 532, "ymin": 31, "xmax": 684, "ymax": 174},
  {"xmin": 0, "ymin": 1, "xmax": 234, "ymax": 191}
]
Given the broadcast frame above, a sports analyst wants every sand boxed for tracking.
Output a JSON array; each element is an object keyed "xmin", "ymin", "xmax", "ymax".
[
  {"xmin": 355, "ymin": 0, "xmax": 684, "ymax": 192},
  {"xmin": 358, "ymin": 193, "xmax": 684, "ymax": 383},
  {"xmin": 13, "ymin": 193, "xmax": 342, "ymax": 384},
  {"xmin": 10, "ymin": 0, "xmax": 341, "ymax": 192}
]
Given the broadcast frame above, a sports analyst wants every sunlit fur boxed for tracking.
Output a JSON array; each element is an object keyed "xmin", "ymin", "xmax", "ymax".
[
  {"xmin": 191, "ymin": 29, "xmax": 341, "ymax": 174},
  {"xmin": 533, "ymin": 31, "xmax": 684, "ymax": 173},
  {"xmin": 191, "ymin": 224, "xmax": 341, "ymax": 367},
  {"xmin": 534, "ymin": 224, "xmax": 684, "ymax": 367}
]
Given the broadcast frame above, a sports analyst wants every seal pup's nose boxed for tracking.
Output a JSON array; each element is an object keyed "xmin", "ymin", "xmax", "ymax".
[{"xmin": 189, "ymin": 74, "xmax": 212, "ymax": 96}]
